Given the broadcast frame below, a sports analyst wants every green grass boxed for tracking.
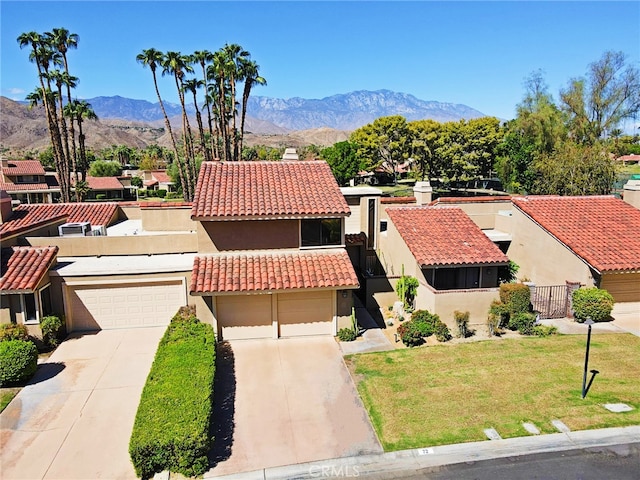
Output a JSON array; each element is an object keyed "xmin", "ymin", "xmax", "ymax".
[
  {"xmin": 0, "ymin": 388, "xmax": 19, "ymax": 412},
  {"xmin": 346, "ymin": 334, "xmax": 640, "ymax": 451}
]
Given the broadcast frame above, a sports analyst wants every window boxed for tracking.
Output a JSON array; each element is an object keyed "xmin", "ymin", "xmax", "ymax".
[
  {"xmin": 22, "ymin": 294, "xmax": 38, "ymax": 323},
  {"xmin": 301, "ymin": 218, "xmax": 342, "ymax": 247},
  {"xmin": 39, "ymin": 285, "xmax": 53, "ymax": 317}
]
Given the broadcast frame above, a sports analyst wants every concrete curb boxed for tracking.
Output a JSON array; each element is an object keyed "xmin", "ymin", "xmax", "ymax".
[{"xmin": 204, "ymin": 425, "xmax": 640, "ymax": 479}]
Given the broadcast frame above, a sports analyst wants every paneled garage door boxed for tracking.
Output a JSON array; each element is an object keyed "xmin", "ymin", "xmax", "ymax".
[
  {"xmin": 278, "ymin": 291, "xmax": 333, "ymax": 337},
  {"xmin": 217, "ymin": 294, "xmax": 273, "ymax": 340},
  {"xmin": 601, "ymin": 273, "xmax": 640, "ymax": 303},
  {"xmin": 68, "ymin": 281, "xmax": 186, "ymax": 331}
]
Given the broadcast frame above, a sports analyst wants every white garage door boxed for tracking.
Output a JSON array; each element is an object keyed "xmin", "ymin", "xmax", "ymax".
[
  {"xmin": 217, "ymin": 294, "xmax": 273, "ymax": 340},
  {"xmin": 278, "ymin": 291, "xmax": 334, "ymax": 337},
  {"xmin": 68, "ymin": 281, "xmax": 186, "ymax": 331}
]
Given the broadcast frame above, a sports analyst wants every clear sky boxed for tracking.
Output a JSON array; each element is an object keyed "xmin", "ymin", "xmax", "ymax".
[{"xmin": 1, "ymin": 1, "xmax": 639, "ymax": 121}]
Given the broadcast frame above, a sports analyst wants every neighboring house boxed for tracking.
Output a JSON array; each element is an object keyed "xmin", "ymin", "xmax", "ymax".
[
  {"xmin": 141, "ymin": 170, "xmax": 175, "ymax": 191},
  {"xmin": 81, "ymin": 176, "xmax": 125, "ymax": 200},
  {"xmin": 617, "ymin": 154, "xmax": 640, "ymax": 165},
  {"xmin": 380, "ymin": 205, "xmax": 509, "ymax": 326},
  {"xmin": 189, "ymin": 161, "xmax": 359, "ymax": 340},
  {"xmin": 508, "ymin": 195, "xmax": 640, "ymax": 303},
  {"xmin": 0, "ymin": 158, "xmax": 60, "ymax": 204},
  {"xmin": 0, "ymin": 246, "xmax": 58, "ymax": 334}
]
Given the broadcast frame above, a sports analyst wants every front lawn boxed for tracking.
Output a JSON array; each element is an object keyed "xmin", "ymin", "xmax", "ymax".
[{"xmin": 346, "ymin": 334, "xmax": 640, "ymax": 451}]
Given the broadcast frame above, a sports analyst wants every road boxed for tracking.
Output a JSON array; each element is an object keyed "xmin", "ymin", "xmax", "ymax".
[{"xmin": 387, "ymin": 443, "xmax": 640, "ymax": 480}]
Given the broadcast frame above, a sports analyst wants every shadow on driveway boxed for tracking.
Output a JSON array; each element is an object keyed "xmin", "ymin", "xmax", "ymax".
[
  {"xmin": 28, "ymin": 362, "xmax": 66, "ymax": 385},
  {"xmin": 209, "ymin": 341, "xmax": 236, "ymax": 468}
]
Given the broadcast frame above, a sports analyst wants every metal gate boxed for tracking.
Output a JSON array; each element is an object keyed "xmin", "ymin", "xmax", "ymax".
[{"xmin": 530, "ymin": 285, "xmax": 569, "ymax": 319}]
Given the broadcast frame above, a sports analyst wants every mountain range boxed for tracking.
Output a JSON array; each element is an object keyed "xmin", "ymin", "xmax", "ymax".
[{"xmin": 2, "ymin": 90, "xmax": 487, "ymax": 152}]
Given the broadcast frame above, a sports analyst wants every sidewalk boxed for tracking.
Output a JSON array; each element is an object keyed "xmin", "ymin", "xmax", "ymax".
[{"xmin": 206, "ymin": 425, "xmax": 640, "ymax": 479}]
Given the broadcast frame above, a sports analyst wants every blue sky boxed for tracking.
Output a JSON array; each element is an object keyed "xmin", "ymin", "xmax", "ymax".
[{"xmin": 1, "ymin": 1, "xmax": 639, "ymax": 121}]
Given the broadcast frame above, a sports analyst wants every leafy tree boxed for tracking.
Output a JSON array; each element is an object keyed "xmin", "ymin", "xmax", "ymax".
[
  {"xmin": 532, "ymin": 142, "xmax": 615, "ymax": 195},
  {"xmin": 408, "ymin": 119, "xmax": 441, "ymax": 180},
  {"xmin": 350, "ymin": 115, "xmax": 411, "ymax": 184},
  {"xmin": 88, "ymin": 160, "xmax": 122, "ymax": 177},
  {"xmin": 130, "ymin": 176, "xmax": 143, "ymax": 188},
  {"xmin": 321, "ymin": 141, "xmax": 362, "ymax": 185},
  {"xmin": 560, "ymin": 51, "xmax": 640, "ymax": 144}
]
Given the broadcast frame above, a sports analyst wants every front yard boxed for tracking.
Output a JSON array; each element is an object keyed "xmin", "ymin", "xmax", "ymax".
[{"xmin": 346, "ymin": 333, "xmax": 640, "ymax": 451}]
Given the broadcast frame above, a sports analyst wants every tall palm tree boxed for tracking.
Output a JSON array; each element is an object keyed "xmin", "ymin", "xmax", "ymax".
[
  {"xmin": 163, "ymin": 51, "xmax": 196, "ymax": 198},
  {"xmin": 239, "ymin": 58, "xmax": 266, "ymax": 156},
  {"xmin": 136, "ymin": 48, "xmax": 188, "ymax": 199},
  {"xmin": 222, "ymin": 44, "xmax": 249, "ymax": 160},
  {"xmin": 48, "ymin": 69, "xmax": 78, "ymax": 181},
  {"xmin": 183, "ymin": 78, "xmax": 210, "ymax": 161},
  {"xmin": 211, "ymin": 50, "xmax": 234, "ymax": 162},
  {"xmin": 18, "ymin": 31, "xmax": 70, "ymax": 201},
  {"xmin": 65, "ymin": 100, "xmax": 97, "ymax": 183},
  {"xmin": 47, "ymin": 28, "xmax": 79, "ymax": 179},
  {"xmin": 192, "ymin": 50, "xmax": 215, "ymax": 155}
]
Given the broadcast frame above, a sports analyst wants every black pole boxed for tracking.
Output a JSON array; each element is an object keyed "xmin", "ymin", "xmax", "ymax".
[{"xmin": 581, "ymin": 322, "xmax": 593, "ymax": 399}]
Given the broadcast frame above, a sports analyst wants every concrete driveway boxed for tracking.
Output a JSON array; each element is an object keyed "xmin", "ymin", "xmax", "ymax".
[
  {"xmin": 206, "ymin": 337, "xmax": 382, "ymax": 477},
  {"xmin": 0, "ymin": 327, "xmax": 165, "ymax": 479}
]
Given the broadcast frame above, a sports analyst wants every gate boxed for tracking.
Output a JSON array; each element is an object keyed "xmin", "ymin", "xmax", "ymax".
[{"xmin": 530, "ymin": 285, "xmax": 569, "ymax": 319}]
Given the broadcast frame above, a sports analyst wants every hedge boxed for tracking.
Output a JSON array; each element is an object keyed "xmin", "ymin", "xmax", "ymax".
[
  {"xmin": 572, "ymin": 287, "xmax": 615, "ymax": 323},
  {"xmin": 129, "ymin": 312, "xmax": 216, "ymax": 478},
  {"xmin": 499, "ymin": 283, "xmax": 531, "ymax": 314},
  {"xmin": 0, "ymin": 340, "xmax": 38, "ymax": 386}
]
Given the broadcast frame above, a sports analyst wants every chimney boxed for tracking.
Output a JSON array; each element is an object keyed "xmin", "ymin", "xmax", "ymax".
[
  {"xmin": 623, "ymin": 177, "xmax": 640, "ymax": 210},
  {"xmin": 1, "ymin": 156, "xmax": 8, "ymax": 169},
  {"xmin": 413, "ymin": 181, "xmax": 433, "ymax": 205},
  {"xmin": 0, "ymin": 190, "xmax": 13, "ymax": 224},
  {"xmin": 282, "ymin": 148, "xmax": 299, "ymax": 161}
]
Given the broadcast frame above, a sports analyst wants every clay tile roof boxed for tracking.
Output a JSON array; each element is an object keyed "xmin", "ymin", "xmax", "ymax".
[
  {"xmin": 151, "ymin": 171, "xmax": 172, "ymax": 183},
  {"xmin": 0, "ymin": 203, "xmax": 119, "ymax": 238},
  {"xmin": 430, "ymin": 195, "xmax": 512, "ymax": 205},
  {"xmin": 190, "ymin": 249, "xmax": 359, "ymax": 294},
  {"xmin": 1, "ymin": 160, "xmax": 46, "ymax": 176},
  {"xmin": 0, "ymin": 246, "xmax": 58, "ymax": 292},
  {"xmin": 191, "ymin": 161, "xmax": 350, "ymax": 219},
  {"xmin": 84, "ymin": 176, "xmax": 124, "ymax": 190},
  {"xmin": 381, "ymin": 196, "xmax": 416, "ymax": 204},
  {"xmin": 0, "ymin": 182, "xmax": 50, "ymax": 191},
  {"xmin": 512, "ymin": 195, "xmax": 640, "ymax": 272},
  {"xmin": 387, "ymin": 206, "xmax": 509, "ymax": 267}
]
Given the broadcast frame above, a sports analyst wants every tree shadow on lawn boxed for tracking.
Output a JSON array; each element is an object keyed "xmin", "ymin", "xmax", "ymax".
[{"xmin": 208, "ymin": 341, "xmax": 236, "ymax": 468}]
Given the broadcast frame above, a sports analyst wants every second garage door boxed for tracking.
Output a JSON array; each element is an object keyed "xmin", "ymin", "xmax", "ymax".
[
  {"xmin": 217, "ymin": 294, "xmax": 273, "ymax": 340},
  {"xmin": 278, "ymin": 291, "xmax": 333, "ymax": 337},
  {"xmin": 67, "ymin": 280, "xmax": 186, "ymax": 331}
]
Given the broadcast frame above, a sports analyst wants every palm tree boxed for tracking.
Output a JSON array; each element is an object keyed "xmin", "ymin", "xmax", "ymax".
[
  {"xmin": 47, "ymin": 28, "xmax": 79, "ymax": 179},
  {"xmin": 239, "ymin": 58, "xmax": 266, "ymax": 156},
  {"xmin": 211, "ymin": 50, "xmax": 234, "ymax": 162},
  {"xmin": 163, "ymin": 51, "xmax": 196, "ymax": 198},
  {"xmin": 222, "ymin": 44, "xmax": 249, "ymax": 160},
  {"xmin": 48, "ymin": 69, "xmax": 78, "ymax": 180},
  {"xmin": 183, "ymin": 78, "xmax": 210, "ymax": 161},
  {"xmin": 65, "ymin": 100, "xmax": 97, "ymax": 182},
  {"xmin": 136, "ymin": 48, "xmax": 188, "ymax": 199},
  {"xmin": 192, "ymin": 50, "xmax": 215, "ymax": 156}
]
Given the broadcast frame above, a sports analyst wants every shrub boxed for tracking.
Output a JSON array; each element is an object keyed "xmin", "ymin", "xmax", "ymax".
[
  {"xmin": 156, "ymin": 189, "xmax": 167, "ymax": 198},
  {"xmin": 411, "ymin": 310, "xmax": 440, "ymax": 337},
  {"xmin": 395, "ymin": 268, "xmax": 419, "ymax": 310},
  {"xmin": 95, "ymin": 193, "xmax": 107, "ymax": 200},
  {"xmin": 0, "ymin": 340, "xmax": 38, "ymax": 386},
  {"xmin": 509, "ymin": 312, "xmax": 537, "ymax": 335},
  {"xmin": 434, "ymin": 321, "xmax": 452, "ymax": 342},
  {"xmin": 166, "ymin": 192, "xmax": 180, "ymax": 199},
  {"xmin": 499, "ymin": 283, "xmax": 531, "ymax": 314},
  {"xmin": 337, "ymin": 328, "xmax": 357, "ymax": 342},
  {"xmin": 129, "ymin": 312, "xmax": 216, "ymax": 479},
  {"xmin": 0, "ymin": 323, "xmax": 30, "ymax": 342},
  {"xmin": 397, "ymin": 321, "xmax": 424, "ymax": 347},
  {"xmin": 454, "ymin": 310, "xmax": 470, "ymax": 338},
  {"xmin": 487, "ymin": 314, "xmax": 502, "ymax": 337},
  {"xmin": 532, "ymin": 325, "xmax": 558, "ymax": 337},
  {"xmin": 40, "ymin": 315, "xmax": 63, "ymax": 348},
  {"xmin": 572, "ymin": 288, "xmax": 615, "ymax": 323},
  {"xmin": 488, "ymin": 300, "xmax": 509, "ymax": 330}
]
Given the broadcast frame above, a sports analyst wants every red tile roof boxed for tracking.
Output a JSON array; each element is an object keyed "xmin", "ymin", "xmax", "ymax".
[
  {"xmin": 617, "ymin": 154, "xmax": 640, "ymax": 162},
  {"xmin": 192, "ymin": 161, "xmax": 350, "ymax": 219},
  {"xmin": 1, "ymin": 160, "xmax": 46, "ymax": 176},
  {"xmin": 0, "ymin": 203, "xmax": 119, "ymax": 238},
  {"xmin": 190, "ymin": 249, "xmax": 359, "ymax": 294},
  {"xmin": 0, "ymin": 246, "xmax": 58, "ymax": 292},
  {"xmin": 430, "ymin": 195, "xmax": 512, "ymax": 205},
  {"xmin": 0, "ymin": 182, "xmax": 50, "ymax": 192},
  {"xmin": 386, "ymin": 206, "xmax": 509, "ymax": 267},
  {"xmin": 381, "ymin": 196, "xmax": 416, "ymax": 204},
  {"xmin": 512, "ymin": 195, "xmax": 640, "ymax": 272},
  {"xmin": 151, "ymin": 171, "xmax": 172, "ymax": 183},
  {"xmin": 84, "ymin": 176, "xmax": 124, "ymax": 191}
]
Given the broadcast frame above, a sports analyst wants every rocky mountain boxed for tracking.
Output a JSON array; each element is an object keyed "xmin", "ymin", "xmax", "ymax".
[{"xmin": 1, "ymin": 90, "xmax": 486, "ymax": 153}]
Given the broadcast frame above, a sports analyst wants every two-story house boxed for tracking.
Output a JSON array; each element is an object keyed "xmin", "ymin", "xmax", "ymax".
[{"xmin": 0, "ymin": 159, "xmax": 60, "ymax": 204}]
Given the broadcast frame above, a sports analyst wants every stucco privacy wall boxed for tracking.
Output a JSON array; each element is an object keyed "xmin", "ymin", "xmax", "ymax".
[
  {"xmin": 378, "ymin": 219, "xmax": 420, "ymax": 279},
  {"xmin": 141, "ymin": 206, "xmax": 195, "ymax": 232},
  {"xmin": 196, "ymin": 219, "xmax": 299, "ymax": 252},
  {"xmin": 435, "ymin": 199, "xmax": 513, "ymax": 230},
  {"xmin": 507, "ymin": 206, "xmax": 595, "ymax": 287},
  {"xmin": 26, "ymin": 233, "xmax": 198, "ymax": 257}
]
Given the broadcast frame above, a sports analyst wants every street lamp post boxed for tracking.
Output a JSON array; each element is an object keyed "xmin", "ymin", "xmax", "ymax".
[{"xmin": 581, "ymin": 317, "xmax": 595, "ymax": 399}]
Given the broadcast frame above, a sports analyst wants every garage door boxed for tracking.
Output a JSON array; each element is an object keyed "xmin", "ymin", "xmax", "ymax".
[
  {"xmin": 217, "ymin": 294, "xmax": 273, "ymax": 340},
  {"xmin": 68, "ymin": 281, "xmax": 186, "ymax": 331},
  {"xmin": 278, "ymin": 291, "xmax": 333, "ymax": 337},
  {"xmin": 601, "ymin": 273, "xmax": 640, "ymax": 303}
]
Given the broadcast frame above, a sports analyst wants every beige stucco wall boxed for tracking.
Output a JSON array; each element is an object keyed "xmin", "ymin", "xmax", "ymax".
[
  {"xmin": 141, "ymin": 207, "xmax": 195, "ymax": 232},
  {"xmin": 119, "ymin": 205, "xmax": 141, "ymax": 220},
  {"xmin": 426, "ymin": 287, "xmax": 500, "ymax": 329},
  {"xmin": 26, "ymin": 232, "xmax": 198, "ymax": 256},
  {"xmin": 2, "ymin": 220, "xmax": 66, "ymax": 247},
  {"xmin": 196, "ymin": 219, "xmax": 299, "ymax": 252},
  {"xmin": 494, "ymin": 211, "xmax": 513, "ymax": 233},
  {"xmin": 437, "ymin": 200, "xmax": 513, "ymax": 230},
  {"xmin": 507, "ymin": 207, "xmax": 595, "ymax": 287},
  {"xmin": 378, "ymin": 220, "xmax": 420, "ymax": 279},
  {"xmin": 623, "ymin": 180, "xmax": 640, "ymax": 210}
]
